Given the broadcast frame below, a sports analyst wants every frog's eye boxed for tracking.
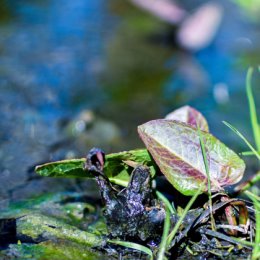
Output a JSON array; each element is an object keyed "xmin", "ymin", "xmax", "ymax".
[{"xmin": 86, "ymin": 147, "xmax": 105, "ymax": 171}]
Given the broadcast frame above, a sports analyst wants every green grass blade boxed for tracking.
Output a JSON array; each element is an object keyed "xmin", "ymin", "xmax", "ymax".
[
  {"xmin": 156, "ymin": 191, "xmax": 176, "ymax": 214},
  {"xmin": 197, "ymin": 122, "xmax": 215, "ymax": 231},
  {"xmin": 107, "ymin": 240, "xmax": 154, "ymax": 260},
  {"xmin": 235, "ymin": 171, "xmax": 260, "ymax": 193},
  {"xmin": 245, "ymin": 190, "xmax": 260, "ymax": 201},
  {"xmin": 244, "ymin": 191, "xmax": 260, "ymax": 260},
  {"xmin": 246, "ymin": 67, "xmax": 260, "ymax": 151},
  {"xmin": 223, "ymin": 121, "xmax": 260, "ymax": 161},
  {"xmin": 231, "ymin": 238, "xmax": 255, "ymax": 247},
  {"xmin": 166, "ymin": 184, "xmax": 203, "ymax": 248},
  {"xmin": 240, "ymin": 151, "xmax": 260, "ymax": 156},
  {"xmin": 157, "ymin": 207, "xmax": 171, "ymax": 260}
]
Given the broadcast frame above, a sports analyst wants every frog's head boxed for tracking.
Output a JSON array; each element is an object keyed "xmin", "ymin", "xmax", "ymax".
[
  {"xmin": 84, "ymin": 147, "xmax": 105, "ymax": 172},
  {"xmin": 127, "ymin": 165, "xmax": 151, "ymax": 195}
]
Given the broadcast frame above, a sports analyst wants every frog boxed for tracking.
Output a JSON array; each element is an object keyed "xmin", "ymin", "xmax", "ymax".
[{"xmin": 84, "ymin": 147, "xmax": 165, "ymax": 242}]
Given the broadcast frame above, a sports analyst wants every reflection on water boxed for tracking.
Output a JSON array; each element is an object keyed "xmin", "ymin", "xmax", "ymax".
[
  {"xmin": 0, "ymin": 0, "xmax": 259, "ymax": 204},
  {"xmin": 0, "ymin": 0, "xmax": 115, "ymax": 203}
]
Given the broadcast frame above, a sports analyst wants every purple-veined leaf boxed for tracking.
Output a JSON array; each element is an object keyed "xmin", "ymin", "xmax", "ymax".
[
  {"xmin": 165, "ymin": 106, "xmax": 209, "ymax": 132},
  {"xmin": 138, "ymin": 119, "xmax": 245, "ymax": 196}
]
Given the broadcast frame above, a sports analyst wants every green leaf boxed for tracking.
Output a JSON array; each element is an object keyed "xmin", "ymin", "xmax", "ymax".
[
  {"xmin": 138, "ymin": 120, "xmax": 245, "ymax": 195},
  {"xmin": 35, "ymin": 149, "xmax": 157, "ymax": 186},
  {"xmin": 35, "ymin": 159, "xmax": 88, "ymax": 178}
]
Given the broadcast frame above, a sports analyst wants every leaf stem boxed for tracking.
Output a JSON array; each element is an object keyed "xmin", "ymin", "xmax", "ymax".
[{"xmin": 197, "ymin": 122, "xmax": 216, "ymax": 231}]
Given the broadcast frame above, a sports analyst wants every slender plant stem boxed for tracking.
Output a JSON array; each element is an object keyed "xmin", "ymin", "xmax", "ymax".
[
  {"xmin": 244, "ymin": 191, "xmax": 260, "ymax": 260},
  {"xmin": 166, "ymin": 184, "xmax": 203, "ymax": 248},
  {"xmin": 246, "ymin": 67, "xmax": 260, "ymax": 152},
  {"xmin": 157, "ymin": 207, "xmax": 171, "ymax": 260},
  {"xmin": 223, "ymin": 121, "xmax": 260, "ymax": 161},
  {"xmin": 235, "ymin": 171, "xmax": 260, "ymax": 193},
  {"xmin": 156, "ymin": 190, "xmax": 176, "ymax": 214},
  {"xmin": 197, "ymin": 122, "xmax": 216, "ymax": 231},
  {"xmin": 245, "ymin": 190, "xmax": 260, "ymax": 201},
  {"xmin": 107, "ymin": 240, "xmax": 154, "ymax": 260},
  {"xmin": 240, "ymin": 151, "xmax": 260, "ymax": 156}
]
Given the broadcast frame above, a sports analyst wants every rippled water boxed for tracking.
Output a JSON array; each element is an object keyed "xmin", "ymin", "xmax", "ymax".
[{"xmin": 0, "ymin": 0, "xmax": 259, "ymax": 205}]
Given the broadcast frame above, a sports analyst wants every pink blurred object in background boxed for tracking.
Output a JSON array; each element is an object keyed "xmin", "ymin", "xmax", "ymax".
[
  {"xmin": 130, "ymin": 0, "xmax": 223, "ymax": 51},
  {"xmin": 177, "ymin": 2, "xmax": 223, "ymax": 51},
  {"xmin": 130, "ymin": 0, "xmax": 186, "ymax": 24}
]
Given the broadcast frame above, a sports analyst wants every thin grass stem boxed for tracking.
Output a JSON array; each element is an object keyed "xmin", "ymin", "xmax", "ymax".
[
  {"xmin": 223, "ymin": 121, "xmax": 260, "ymax": 161},
  {"xmin": 245, "ymin": 190, "xmax": 260, "ymax": 202},
  {"xmin": 244, "ymin": 191, "xmax": 260, "ymax": 260},
  {"xmin": 197, "ymin": 122, "xmax": 216, "ymax": 231},
  {"xmin": 166, "ymin": 184, "xmax": 203, "ymax": 248},
  {"xmin": 231, "ymin": 237, "xmax": 255, "ymax": 247},
  {"xmin": 156, "ymin": 191, "xmax": 176, "ymax": 214},
  {"xmin": 240, "ymin": 151, "xmax": 260, "ymax": 156},
  {"xmin": 107, "ymin": 240, "xmax": 154, "ymax": 260},
  {"xmin": 157, "ymin": 207, "xmax": 171, "ymax": 260},
  {"xmin": 246, "ymin": 67, "xmax": 260, "ymax": 152},
  {"xmin": 235, "ymin": 171, "xmax": 260, "ymax": 193}
]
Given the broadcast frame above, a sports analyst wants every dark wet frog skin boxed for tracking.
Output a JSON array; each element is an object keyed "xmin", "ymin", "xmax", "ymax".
[{"xmin": 84, "ymin": 148, "xmax": 165, "ymax": 242}]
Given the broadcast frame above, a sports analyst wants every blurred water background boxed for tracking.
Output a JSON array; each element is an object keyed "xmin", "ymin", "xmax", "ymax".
[{"xmin": 0, "ymin": 0, "xmax": 259, "ymax": 207}]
